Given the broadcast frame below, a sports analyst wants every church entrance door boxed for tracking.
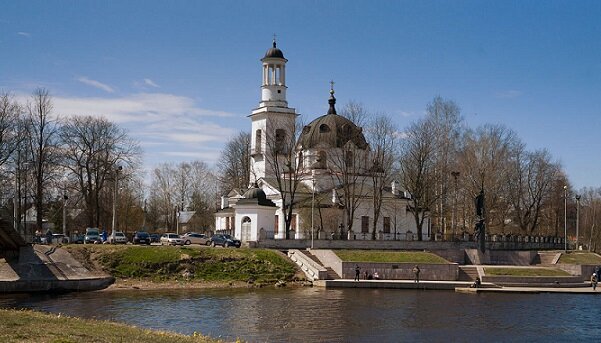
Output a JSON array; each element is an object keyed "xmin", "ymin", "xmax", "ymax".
[{"xmin": 241, "ymin": 217, "xmax": 252, "ymax": 243}]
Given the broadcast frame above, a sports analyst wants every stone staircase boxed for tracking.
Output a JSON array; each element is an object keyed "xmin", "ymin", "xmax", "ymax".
[
  {"xmin": 534, "ymin": 252, "xmax": 561, "ymax": 265},
  {"xmin": 458, "ymin": 265, "xmax": 480, "ymax": 281},
  {"xmin": 304, "ymin": 250, "xmax": 340, "ymax": 280}
]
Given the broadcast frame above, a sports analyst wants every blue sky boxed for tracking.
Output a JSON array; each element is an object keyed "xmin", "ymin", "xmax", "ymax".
[{"xmin": 1, "ymin": 1, "xmax": 600, "ymax": 189}]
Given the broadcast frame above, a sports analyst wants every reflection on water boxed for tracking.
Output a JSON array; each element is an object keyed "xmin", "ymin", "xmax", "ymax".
[{"xmin": 1, "ymin": 287, "xmax": 600, "ymax": 342}]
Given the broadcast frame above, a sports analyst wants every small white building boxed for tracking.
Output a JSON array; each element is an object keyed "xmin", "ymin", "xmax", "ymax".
[{"xmin": 215, "ymin": 40, "xmax": 427, "ymax": 243}]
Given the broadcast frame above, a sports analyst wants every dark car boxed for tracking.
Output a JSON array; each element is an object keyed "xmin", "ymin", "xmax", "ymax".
[
  {"xmin": 133, "ymin": 231, "xmax": 151, "ymax": 245},
  {"xmin": 209, "ymin": 234, "xmax": 241, "ymax": 248},
  {"xmin": 149, "ymin": 233, "xmax": 160, "ymax": 243}
]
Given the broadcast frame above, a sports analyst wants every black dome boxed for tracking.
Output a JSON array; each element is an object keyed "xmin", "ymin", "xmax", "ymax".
[
  {"xmin": 238, "ymin": 184, "xmax": 276, "ymax": 207},
  {"xmin": 263, "ymin": 41, "xmax": 285, "ymax": 59}
]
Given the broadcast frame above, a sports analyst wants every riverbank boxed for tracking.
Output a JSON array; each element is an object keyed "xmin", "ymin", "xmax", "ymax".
[
  {"xmin": 0, "ymin": 308, "xmax": 225, "ymax": 343},
  {"xmin": 64, "ymin": 245, "xmax": 303, "ymax": 290}
]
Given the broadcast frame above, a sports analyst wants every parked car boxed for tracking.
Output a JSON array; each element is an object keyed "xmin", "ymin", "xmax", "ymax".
[
  {"xmin": 181, "ymin": 232, "xmax": 210, "ymax": 245},
  {"xmin": 209, "ymin": 234, "xmax": 241, "ymax": 248},
  {"xmin": 149, "ymin": 233, "xmax": 160, "ymax": 243},
  {"xmin": 71, "ymin": 234, "xmax": 85, "ymax": 244},
  {"xmin": 41, "ymin": 233, "xmax": 69, "ymax": 244},
  {"xmin": 160, "ymin": 233, "xmax": 184, "ymax": 246},
  {"xmin": 132, "ymin": 231, "xmax": 151, "ymax": 245},
  {"xmin": 84, "ymin": 228, "xmax": 102, "ymax": 244},
  {"xmin": 108, "ymin": 231, "xmax": 128, "ymax": 244}
]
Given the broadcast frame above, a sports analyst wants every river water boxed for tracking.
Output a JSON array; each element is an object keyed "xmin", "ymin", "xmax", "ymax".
[{"xmin": 1, "ymin": 287, "xmax": 599, "ymax": 342}]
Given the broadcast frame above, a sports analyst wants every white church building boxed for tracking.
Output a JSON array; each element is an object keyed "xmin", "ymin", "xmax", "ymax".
[{"xmin": 215, "ymin": 41, "xmax": 427, "ymax": 243}]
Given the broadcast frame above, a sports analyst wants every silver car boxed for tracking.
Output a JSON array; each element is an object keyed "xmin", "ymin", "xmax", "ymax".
[
  {"xmin": 160, "ymin": 233, "xmax": 184, "ymax": 246},
  {"xmin": 181, "ymin": 232, "xmax": 210, "ymax": 245}
]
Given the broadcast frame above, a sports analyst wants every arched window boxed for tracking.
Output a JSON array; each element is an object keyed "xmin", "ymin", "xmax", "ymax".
[
  {"xmin": 298, "ymin": 151, "xmax": 304, "ymax": 170},
  {"xmin": 275, "ymin": 129, "xmax": 286, "ymax": 154},
  {"xmin": 319, "ymin": 124, "xmax": 331, "ymax": 133},
  {"xmin": 345, "ymin": 150, "xmax": 354, "ymax": 168},
  {"xmin": 255, "ymin": 129, "xmax": 262, "ymax": 153},
  {"xmin": 316, "ymin": 150, "xmax": 327, "ymax": 169}
]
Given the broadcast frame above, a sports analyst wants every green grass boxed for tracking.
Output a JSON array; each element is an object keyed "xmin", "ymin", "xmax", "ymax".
[
  {"xmin": 335, "ymin": 250, "xmax": 449, "ymax": 264},
  {"xmin": 558, "ymin": 252, "xmax": 601, "ymax": 265},
  {"xmin": 65, "ymin": 245, "xmax": 297, "ymax": 284},
  {"xmin": 0, "ymin": 309, "xmax": 223, "ymax": 343},
  {"xmin": 484, "ymin": 267, "xmax": 571, "ymax": 277}
]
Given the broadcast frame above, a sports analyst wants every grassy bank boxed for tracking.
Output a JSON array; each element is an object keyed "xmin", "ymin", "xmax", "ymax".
[
  {"xmin": 484, "ymin": 267, "xmax": 570, "ymax": 277},
  {"xmin": 335, "ymin": 250, "xmax": 449, "ymax": 264},
  {"xmin": 0, "ymin": 309, "xmax": 223, "ymax": 343},
  {"xmin": 558, "ymin": 252, "xmax": 601, "ymax": 265},
  {"xmin": 65, "ymin": 245, "xmax": 299, "ymax": 286}
]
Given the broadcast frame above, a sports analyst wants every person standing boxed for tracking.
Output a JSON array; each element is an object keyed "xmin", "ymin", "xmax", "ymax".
[
  {"xmin": 354, "ymin": 264, "xmax": 360, "ymax": 281},
  {"xmin": 412, "ymin": 265, "xmax": 420, "ymax": 283},
  {"xmin": 592, "ymin": 273, "xmax": 598, "ymax": 291}
]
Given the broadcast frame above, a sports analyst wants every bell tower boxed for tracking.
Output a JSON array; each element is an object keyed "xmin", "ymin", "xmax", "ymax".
[{"xmin": 249, "ymin": 39, "xmax": 297, "ymax": 184}]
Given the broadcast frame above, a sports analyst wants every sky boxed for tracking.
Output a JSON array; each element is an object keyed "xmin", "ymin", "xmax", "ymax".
[{"xmin": 1, "ymin": 1, "xmax": 600, "ymax": 189}]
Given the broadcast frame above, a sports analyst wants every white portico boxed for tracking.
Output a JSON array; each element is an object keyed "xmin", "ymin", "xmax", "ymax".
[{"xmin": 234, "ymin": 185, "xmax": 277, "ymax": 243}]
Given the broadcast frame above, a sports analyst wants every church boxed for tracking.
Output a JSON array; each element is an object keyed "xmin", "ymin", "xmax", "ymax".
[{"xmin": 215, "ymin": 41, "xmax": 426, "ymax": 242}]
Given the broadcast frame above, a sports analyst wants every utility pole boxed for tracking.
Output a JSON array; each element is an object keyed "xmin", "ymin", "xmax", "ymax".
[
  {"xmin": 111, "ymin": 165, "xmax": 122, "ymax": 235},
  {"xmin": 575, "ymin": 194, "xmax": 581, "ymax": 250}
]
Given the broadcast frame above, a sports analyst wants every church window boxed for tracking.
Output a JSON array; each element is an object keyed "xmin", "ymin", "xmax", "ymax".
[
  {"xmin": 274, "ymin": 215, "xmax": 279, "ymax": 235},
  {"xmin": 255, "ymin": 129, "xmax": 262, "ymax": 153},
  {"xmin": 383, "ymin": 217, "xmax": 391, "ymax": 234},
  {"xmin": 275, "ymin": 129, "xmax": 286, "ymax": 153},
  {"xmin": 361, "ymin": 216, "xmax": 369, "ymax": 233},
  {"xmin": 316, "ymin": 151, "xmax": 327, "ymax": 169},
  {"xmin": 345, "ymin": 150, "xmax": 354, "ymax": 168},
  {"xmin": 298, "ymin": 152, "xmax": 304, "ymax": 169},
  {"xmin": 319, "ymin": 124, "xmax": 331, "ymax": 133},
  {"xmin": 291, "ymin": 214, "xmax": 297, "ymax": 232}
]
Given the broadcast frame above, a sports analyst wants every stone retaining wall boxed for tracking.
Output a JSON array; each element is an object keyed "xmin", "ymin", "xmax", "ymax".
[{"xmin": 341, "ymin": 262, "xmax": 458, "ymax": 281}]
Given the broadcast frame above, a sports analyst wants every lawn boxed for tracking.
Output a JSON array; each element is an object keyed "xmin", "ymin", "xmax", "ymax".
[
  {"xmin": 65, "ymin": 245, "xmax": 298, "ymax": 284},
  {"xmin": 335, "ymin": 250, "xmax": 449, "ymax": 264},
  {"xmin": 484, "ymin": 267, "xmax": 571, "ymax": 277},
  {"xmin": 558, "ymin": 252, "xmax": 601, "ymax": 265},
  {"xmin": 0, "ymin": 309, "xmax": 223, "ymax": 343}
]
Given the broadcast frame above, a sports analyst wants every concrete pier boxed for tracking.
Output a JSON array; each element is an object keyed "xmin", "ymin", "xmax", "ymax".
[{"xmin": 0, "ymin": 245, "xmax": 114, "ymax": 293}]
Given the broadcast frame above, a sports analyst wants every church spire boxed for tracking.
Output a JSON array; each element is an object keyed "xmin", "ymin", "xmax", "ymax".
[{"xmin": 327, "ymin": 80, "xmax": 337, "ymax": 115}]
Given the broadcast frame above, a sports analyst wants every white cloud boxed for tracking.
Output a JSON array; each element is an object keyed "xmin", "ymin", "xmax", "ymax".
[
  {"xmin": 76, "ymin": 77, "xmax": 115, "ymax": 93},
  {"xmin": 495, "ymin": 90, "xmax": 523, "ymax": 99},
  {"xmin": 144, "ymin": 78, "xmax": 159, "ymax": 88},
  {"xmin": 17, "ymin": 31, "xmax": 31, "ymax": 38},
  {"xmin": 52, "ymin": 92, "xmax": 239, "ymax": 168}
]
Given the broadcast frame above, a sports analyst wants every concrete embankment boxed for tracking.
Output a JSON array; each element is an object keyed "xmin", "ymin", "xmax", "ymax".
[{"xmin": 0, "ymin": 245, "xmax": 114, "ymax": 293}]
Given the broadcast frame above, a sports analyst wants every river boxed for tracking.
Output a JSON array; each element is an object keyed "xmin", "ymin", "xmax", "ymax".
[{"xmin": 1, "ymin": 287, "xmax": 599, "ymax": 342}]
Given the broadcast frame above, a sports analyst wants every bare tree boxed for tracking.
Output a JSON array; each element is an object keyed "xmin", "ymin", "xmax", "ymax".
[
  {"xmin": 457, "ymin": 124, "xmax": 519, "ymax": 233},
  {"xmin": 60, "ymin": 115, "xmax": 141, "ymax": 228},
  {"xmin": 263, "ymin": 117, "xmax": 304, "ymax": 239},
  {"xmin": 365, "ymin": 114, "xmax": 398, "ymax": 239},
  {"xmin": 399, "ymin": 117, "xmax": 438, "ymax": 240},
  {"xmin": 508, "ymin": 148, "xmax": 561, "ymax": 234},
  {"xmin": 427, "ymin": 96, "xmax": 463, "ymax": 235},
  {"xmin": 217, "ymin": 132, "xmax": 250, "ymax": 194},
  {"xmin": 0, "ymin": 92, "xmax": 21, "ymax": 168},
  {"xmin": 25, "ymin": 88, "xmax": 61, "ymax": 233}
]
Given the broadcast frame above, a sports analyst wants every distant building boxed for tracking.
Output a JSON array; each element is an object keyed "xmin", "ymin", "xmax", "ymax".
[{"xmin": 215, "ymin": 41, "xmax": 427, "ymax": 243}]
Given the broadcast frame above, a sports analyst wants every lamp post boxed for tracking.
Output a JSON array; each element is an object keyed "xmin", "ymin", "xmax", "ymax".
[
  {"xmin": 564, "ymin": 185, "xmax": 567, "ymax": 253},
  {"xmin": 111, "ymin": 165, "xmax": 122, "ymax": 235},
  {"xmin": 142, "ymin": 198, "xmax": 147, "ymax": 231},
  {"xmin": 451, "ymin": 171, "xmax": 460, "ymax": 240},
  {"xmin": 311, "ymin": 170, "xmax": 315, "ymax": 249},
  {"xmin": 575, "ymin": 194, "xmax": 580, "ymax": 250}
]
